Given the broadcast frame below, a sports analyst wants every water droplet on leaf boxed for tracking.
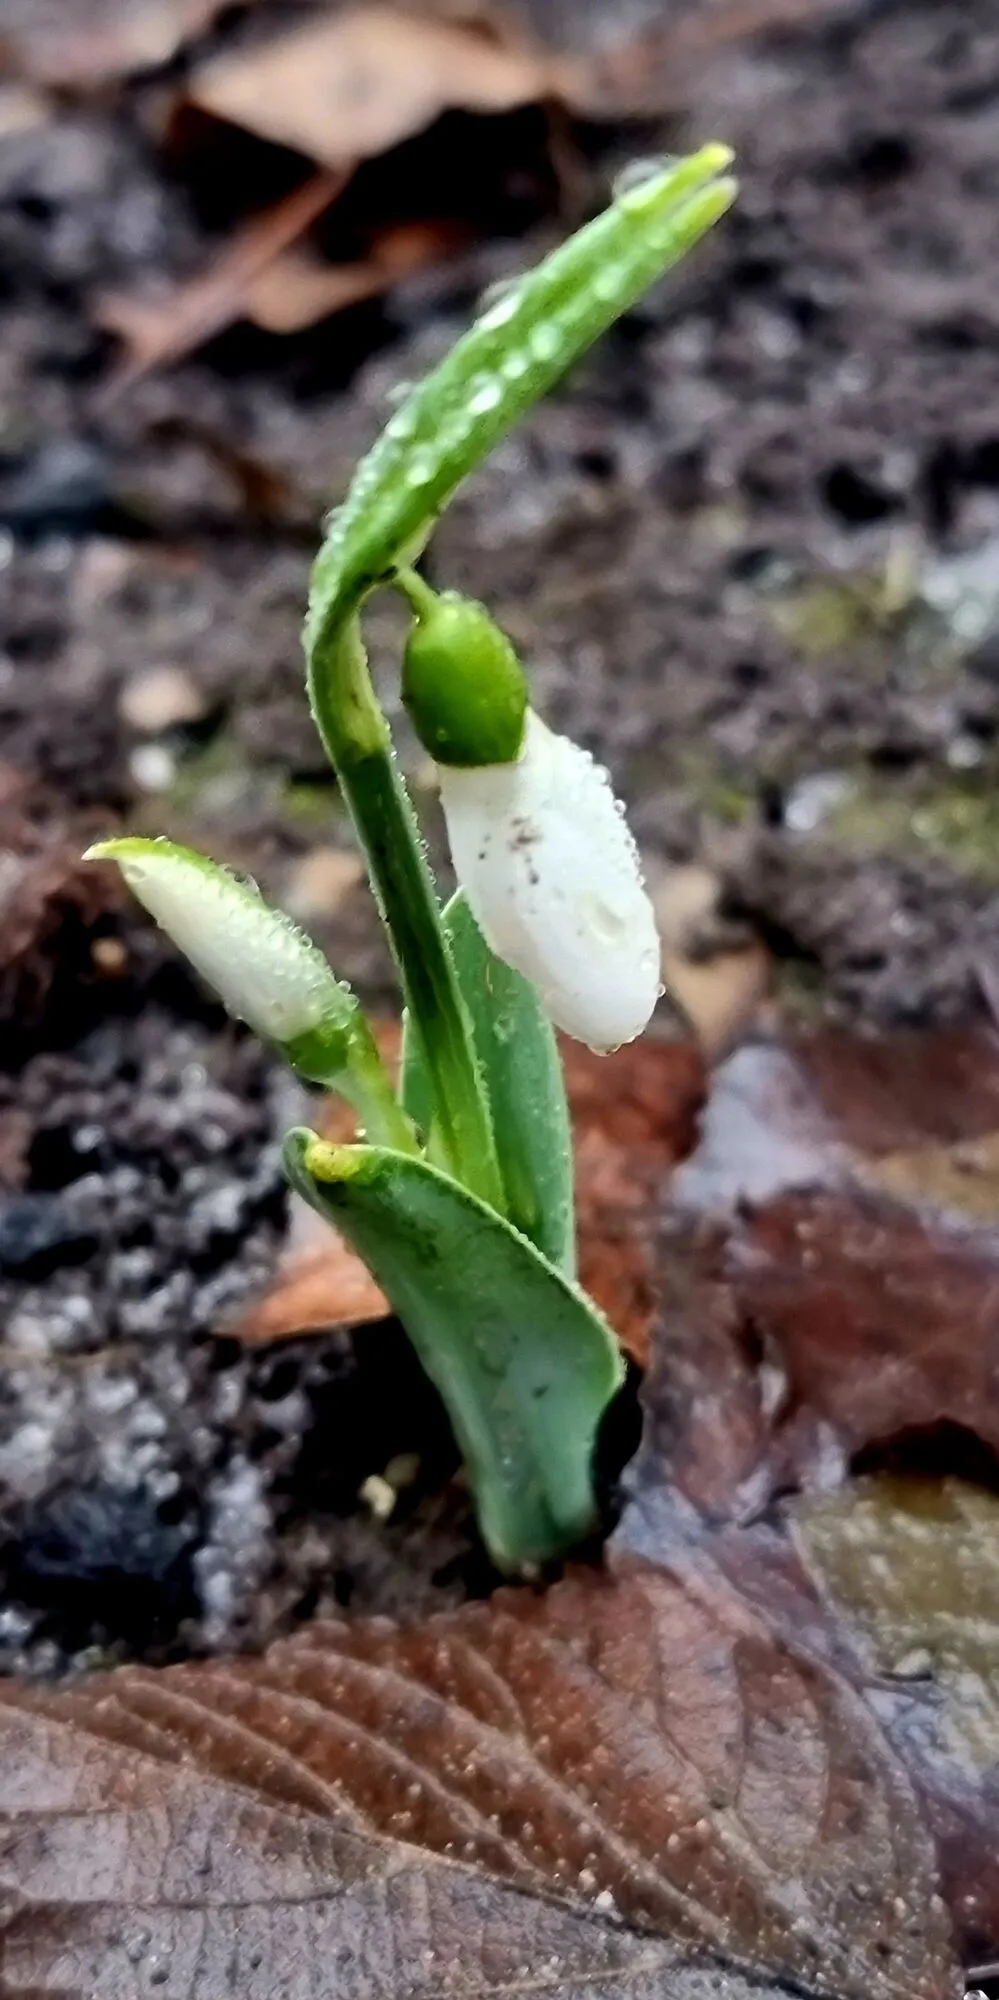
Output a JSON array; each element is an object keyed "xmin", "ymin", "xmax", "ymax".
[
  {"xmin": 613, "ymin": 156, "xmax": 676, "ymax": 211},
  {"xmin": 593, "ymin": 261, "xmax": 629, "ymax": 302},
  {"xmin": 467, "ymin": 376, "xmax": 503, "ymax": 416},
  {"xmin": 477, "ymin": 280, "xmax": 521, "ymax": 330},
  {"xmin": 529, "ymin": 322, "xmax": 561, "ymax": 364},
  {"xmin": 405, "ymin": 451, "xmax": 436, "ymax": 488}
]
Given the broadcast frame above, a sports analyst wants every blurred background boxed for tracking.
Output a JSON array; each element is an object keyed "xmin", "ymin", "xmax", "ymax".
[{"xmin": 2, "ymin": 0, "xmax": 999, "ymax": 1675}]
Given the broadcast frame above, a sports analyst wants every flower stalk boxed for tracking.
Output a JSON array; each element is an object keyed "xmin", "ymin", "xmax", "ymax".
[{"xmin": 306, "ymin": 608, "xmax": 504, "ymax": 1205}]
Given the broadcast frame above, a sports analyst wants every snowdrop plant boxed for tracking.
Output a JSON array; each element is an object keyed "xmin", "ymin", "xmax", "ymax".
[{"xmin": 91, "ymin": 148, "xmax": 736, "ymax": 1571}]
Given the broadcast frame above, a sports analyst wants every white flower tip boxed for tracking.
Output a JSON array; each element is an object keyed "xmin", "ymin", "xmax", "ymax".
[
  {"xmin": 438, "ymin": 712, "xmax": 661, "ymax": 1052},
  {"xmin": 90, "ymin": 836, "xmax": 351, "ymax": 1046}
]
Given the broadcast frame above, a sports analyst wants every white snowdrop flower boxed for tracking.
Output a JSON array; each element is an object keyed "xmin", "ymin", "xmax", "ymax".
[
  {"xmin": 437, "ymin": 711, "xmax": 661, "ymax": 1051},
  {"xmin": 86, "ymin": 837, "xmax": 351, "ymax": 1048}
]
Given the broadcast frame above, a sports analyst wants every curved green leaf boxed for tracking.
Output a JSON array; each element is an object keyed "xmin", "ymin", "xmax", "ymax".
[
  {"xmin": 402, "ymin": 891, "xmax": 574, "ymax": 1273},
  {"xmin": 284, "ymin": 1129, "xmax": 622, "ymax": 1571},
  {"xmin": 306, "ymin": 147, "xmax": 736, "ymax": 647}
]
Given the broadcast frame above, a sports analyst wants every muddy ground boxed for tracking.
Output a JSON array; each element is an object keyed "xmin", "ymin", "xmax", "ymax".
[{"xmin": 3, "ymin": 0, "xmax": 999, "ymax": 1674}]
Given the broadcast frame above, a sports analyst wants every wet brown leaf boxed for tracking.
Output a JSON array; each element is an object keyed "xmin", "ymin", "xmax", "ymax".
[
  {"xmin": 655, "ymin": 1027, "xmax": 999, "ymax": 1512},
  {"xmin": 187, "ymin": 7, "xmax": 575, "ymax": 173},
  {"xmin": 8, "ymin": 1021, "xmax": 997, "ymax": 1994},
  {"xmin": 235, "ymin": 1029, "xmax": 704, "ymax": 1361},
  {"xmin": 0, "ymin": 1552, "xmax": 956, "ymax": 1999},
  {"xmin": 795, "ymin": 1476, "xmax": 999, "ymax": 1969},
  {"xmin": 569, "ymin": 1037, "xmax": 705, "ymax": 1363},
  {"xmin": 620, "ymin": 1022, "xmax": 999, "ymax": 1964}
]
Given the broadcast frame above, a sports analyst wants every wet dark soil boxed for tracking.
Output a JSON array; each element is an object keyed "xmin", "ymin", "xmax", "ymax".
[{"xmin": 3, "ymin": 0, "xmax": 999, "ymax": 1672}]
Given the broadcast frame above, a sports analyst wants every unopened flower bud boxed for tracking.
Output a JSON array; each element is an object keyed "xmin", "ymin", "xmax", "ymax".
[
  {"xmin": 437, "ymin": 711, "xmax": 660, "ymax": 1051},
  {"xmin": 400, "ymin": 576, "xmax": 527, "ymax": 768},
  {"xmin": 86, "ymin": 837, "xmax": 355, "ymax": 1061}
]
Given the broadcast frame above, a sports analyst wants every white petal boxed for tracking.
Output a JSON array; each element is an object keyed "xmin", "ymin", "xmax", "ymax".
[
  {"xmin": 90, "ymin": 839, "xmax": 347, "ymax": 1045},
  {"xmin": 437, "ymin": 712, "xmax": 660, "ymax": 1051}
]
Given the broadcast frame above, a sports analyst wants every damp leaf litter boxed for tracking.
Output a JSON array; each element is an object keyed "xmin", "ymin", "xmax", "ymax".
[
  {"xmin": 90, "ymin": 151, "xmax": 737, "ymax": 1574},
  {"xmin": 7, "ymin": 7, "xmax": 999, "ymax": 1997}
]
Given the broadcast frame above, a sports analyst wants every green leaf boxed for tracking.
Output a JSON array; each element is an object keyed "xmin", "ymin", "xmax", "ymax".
[
  {"xmin": 307, "ymin": 146, "xmax": 736, "ymax": 647},
  {"xmin": 284, "ymin": 1129, "xmax": 622, "ymax": 1571},
  {"xmin": 402, "ymin": 891, "xmax": 575, "ymax": 1273}
]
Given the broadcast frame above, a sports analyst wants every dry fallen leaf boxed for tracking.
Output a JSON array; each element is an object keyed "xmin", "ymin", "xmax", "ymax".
[
  {"xmin": 652, "ymin": 864, "xmax": 771, "ymax": 1061},
  {"xmin": 243, "ymin": 219, "xmax": 465, "ymax": 335},
  {"xmin": 235, "ymin": 1030, "xmax": 705, "ymax": 1362},
  {"xmin": 187, "ymin": 6, "xmax": 576, "ymax": 173},
  {"xmin": 237, "ymin": 1175, "xmax": 388, "ymax": 1342},
  {"xmin": 96, "ymin": 169, "xmax": 346, "ymax": 392},
  {"xmin": 281, "ymin": 846, "xmax": 367, "ymax": 925}
]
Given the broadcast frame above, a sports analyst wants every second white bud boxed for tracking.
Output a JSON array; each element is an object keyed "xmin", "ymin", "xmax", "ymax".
[{"xmin": 437, "ymin": 711, "xmax": 661, "ymax": 1052}]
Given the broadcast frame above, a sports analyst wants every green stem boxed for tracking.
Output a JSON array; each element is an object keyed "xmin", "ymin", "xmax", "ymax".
[
  {"xmin": 344, "ymin": 1017, "xmax": 418, "ymax": 1152},
  {"xmin": 307, "ymin": 607, "xmax": 503, "ymax": 1209},
  {"xmin": 286, "ymin": 1012, "xmax": 417, "ymax": 1154},
  {"xmin": 393, "ymin": 567, "xmax": 437, "ymax": 620}
]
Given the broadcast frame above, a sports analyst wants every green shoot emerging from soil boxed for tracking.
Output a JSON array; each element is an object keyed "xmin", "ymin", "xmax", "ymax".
[{"xmin": 90, "ymin": 149, "xmax": 736, "ymax": 1572}]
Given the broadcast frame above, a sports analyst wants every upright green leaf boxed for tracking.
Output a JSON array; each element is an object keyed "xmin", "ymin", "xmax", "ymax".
[
  {"xmin": 401, "ymin": 891, "xmax": 575, "ymax": 1273},
  {"xmin": 284, "ymin": 1129, "xmax": 622, "ymax": 1571}
]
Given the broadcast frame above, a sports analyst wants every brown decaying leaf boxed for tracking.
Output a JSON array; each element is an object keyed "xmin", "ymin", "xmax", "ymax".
[
  {"xmin": 243, "ymin": 218, "xmax": 466, "ymax": 335},
  {"xmin": 96, "ymin": 168, "xmax": 346, "ymax": 392},
  {"xmin": 186, "ymin": 7, "xmax": 580, "ymax": 172},
  {"xmin": 235, "ymin": 1028, "xmax": 705, "ymax": 1363},
  {"xmin": 570, "ymin": 1037, "xmax": 704, "ymax": 1361},
  {"xmin": 659, "ymin": 1026, "xmax": 999, "ymax": 1511},
  {"xmin": 85, "ymin": 0, "xmax": 860, "ymax": 379},
  {"xmin": 0, "ymin": 1550, "xmax": 955, "ymax": 2000},
  {"xmin": 795, "ymin": 1476, "xmax": 999, "ymax": 1970},
  {"xmin": 621, "ymin": 1021, "xmax": 999, "ymax": 1965},
  {"xmin": 13, "ymin": 1021, "xmax": 999, "ymax": 1993},
  {"xmin": 652, "ymin": 865, "xmax": 771, "ymax": 1061}
]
